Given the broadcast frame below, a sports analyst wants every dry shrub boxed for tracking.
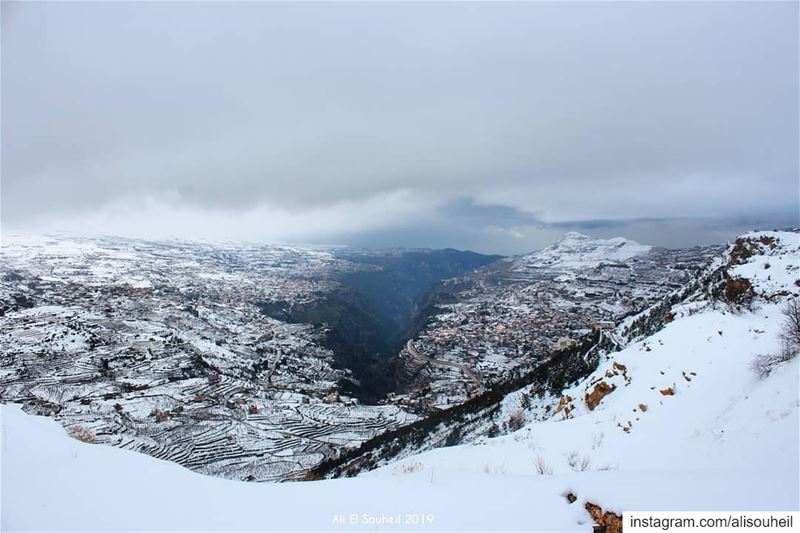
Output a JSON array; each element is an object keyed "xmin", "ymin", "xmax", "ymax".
[
  {"xmin": 779, "ymin": 299, "xmax": 800, "ymax": 350},
  {"xmin": 752, "ymin": 299, "xmax": 800, "ymax": 378},
  {"xmin": 752, "ymin": 346, "xmax": 796, "ymax": 378},
  {"xmin": 596, "ymin": 464, "xmax": 616, "ymax": 471},
  {"xmin": 565, "ymin": 450, "xmax": 593, "ymax": 472},
  {"xmin": 400, "ymin": 462, "xmax": 423, "ymax": 474},
  {"xmin": 506, "ymin": 411, "xmax": 525, "ymax": 431},
  {"xmin": 483, "ymin": 464, "xmax": 506, "ymax": 475},
  {"xmin": 534, "ymin": 455, "xmax": 552, "ymax": 475}
]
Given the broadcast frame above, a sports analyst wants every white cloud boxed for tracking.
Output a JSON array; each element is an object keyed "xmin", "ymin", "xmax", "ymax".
[
  {"xmin": 16, "ymin": 189, "xmax": 442, "ymax": 244},
  {"xmin": 2, "ymin": 1, "xmax": 797, "ymax": 251}
]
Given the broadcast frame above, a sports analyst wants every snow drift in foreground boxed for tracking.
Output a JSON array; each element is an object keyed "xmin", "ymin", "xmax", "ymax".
[{"xmin": 2, "ymin": 231, "xmax": 799, "ymax": 532}]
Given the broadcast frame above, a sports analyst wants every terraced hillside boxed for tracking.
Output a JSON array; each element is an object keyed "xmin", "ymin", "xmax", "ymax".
[
  {"xmin": 0, "ymin": 235, "xmax": 419, "ymax": 481},
  {"xmin": 0, "ymin": 232, "xmax": 727, "ymax": 481}
]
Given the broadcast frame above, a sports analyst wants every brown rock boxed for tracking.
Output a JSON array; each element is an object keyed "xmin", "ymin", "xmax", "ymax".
[
  {"xmin": 554, "ymin": 394, "xmax": 574, "ymax": 418},
  {"xmin": 660, "ymin": 387, "xmax": 674, "ymax": 396},
  {"xmin": 638, "ymin": 403, "xmax": 648, "ymax": 412},
  {"xmin": 585, "ymin": 502, "xmax": 623, "ymax": 533},
  {"xmin": 585, "ymin": 381, "xmax": 616, "ymax": 411},
  {"xmin": 723, "ymin": 275, "xmax": 753, "ymax": 303}
]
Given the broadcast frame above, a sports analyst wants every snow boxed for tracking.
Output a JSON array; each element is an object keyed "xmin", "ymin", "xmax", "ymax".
[
  {"xmin": 3, "ymin": 302, "xmax": 797, "ymax": 531},
  {"xmin": 729, "ymin": 230, "xmax": 800, "ymax": 295},
  {"xmin": 374, "ymin": 301, "xmax": 799, "ymax": 511},
  {"xmin": 1, "ymin": 402, "xmax": 582, "ymax": 532},
  {"xmin": 515, "ymin": 232, "xmax": 653, "ymax": 271},
  {"xmin": 2, "ymin": 230, "xmax": 798, "ymax": 530}
]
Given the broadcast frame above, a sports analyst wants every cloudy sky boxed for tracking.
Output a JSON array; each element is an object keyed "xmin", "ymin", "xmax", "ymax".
[{"xmin": 2, "ymin": 1, "xmax": 798, "ymax": 254}]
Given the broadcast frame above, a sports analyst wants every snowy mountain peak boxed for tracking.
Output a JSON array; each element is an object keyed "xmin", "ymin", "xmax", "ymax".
[
  {"xmin": 557, "ymin": 231, "xmax": 592, "ymax": 242},
  {"xmin": 514, "ymin": 232, "xmax": 652, "ymax": 271}
]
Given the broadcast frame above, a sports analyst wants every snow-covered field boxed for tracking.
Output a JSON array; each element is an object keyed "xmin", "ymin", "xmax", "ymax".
[{"xmin": 3, "ymin": 233, "xmax": 798, "ymax": 531}]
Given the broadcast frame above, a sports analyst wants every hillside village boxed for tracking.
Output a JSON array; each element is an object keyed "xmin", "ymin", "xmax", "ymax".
[
  {"xmin": 0, "ymin": 230, "xmax": 794, "ymax": 493},
  {"xmin": 2, "ymin": 229, "xmax": 797, "ymax": 532},
  {"xmin": 0, "ymin": 235, "xmax": 416, "ymax": 481},
  {"xmin": 393, "ymin": 234, "xmax": 721, "ymax": 410}
]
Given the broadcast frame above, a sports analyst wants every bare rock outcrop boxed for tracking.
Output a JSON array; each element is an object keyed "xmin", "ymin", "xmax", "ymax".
[{"xmin": 585, "ymin": 381, "xmax": 616, "ymax": 410}]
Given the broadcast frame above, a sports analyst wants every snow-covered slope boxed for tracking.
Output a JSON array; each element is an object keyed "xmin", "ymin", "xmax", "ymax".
[
  {"xmin": 376, "ymin": 302, "xmax": 798, "ymax": 506},
  {"xmin": 514, "ymin": 231, "xmax": 652, "ymax": 271},
  {"xmin": 2, "ymin": 231, "xmax": 798, "ymax": 531}
]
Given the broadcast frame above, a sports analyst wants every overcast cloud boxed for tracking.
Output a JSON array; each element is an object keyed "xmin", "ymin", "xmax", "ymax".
[{"xmin": 2, "ymin": 1, "xmax": 798, "ymax": 254}]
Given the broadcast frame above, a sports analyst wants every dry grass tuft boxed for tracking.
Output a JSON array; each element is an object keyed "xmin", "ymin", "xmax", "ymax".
[{"xmin": 534, "ymin": 455, "xmax": 552, "ymax": 475}]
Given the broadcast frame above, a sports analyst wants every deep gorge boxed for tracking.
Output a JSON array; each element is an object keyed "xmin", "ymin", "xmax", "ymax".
[{"xmin": 258, "ymin": 248, "xmax": 502, "ymax": 401}]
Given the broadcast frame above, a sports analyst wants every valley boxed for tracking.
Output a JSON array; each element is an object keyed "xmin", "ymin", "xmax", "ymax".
[
  {"xmin": 0, "ymin": 230, "xmax": 787, "ymax": 486},
  {"xmin": 3, "ymin": 229, "xmax": 797, "ymax": 532},
  {"xmin": 257, "ymin": 248, "xmax": 500, "ymax": 401}
]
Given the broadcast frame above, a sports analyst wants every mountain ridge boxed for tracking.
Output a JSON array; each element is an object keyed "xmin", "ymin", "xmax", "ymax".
[
  {"xmin": 512, "ymin": 231, "xmax": 653, "ymax": 271},
  {"xmin": 3, "ymin": 230, "xmax": 797, "ymax": 531}
]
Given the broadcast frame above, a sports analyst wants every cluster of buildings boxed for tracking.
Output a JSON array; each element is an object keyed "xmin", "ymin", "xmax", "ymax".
[
  {"xmin": 0, "ymin": 233, "xmax": 720, "ymax": 478},
  {"xmin": 388, "ymin": 241, "xmax": 720, "ymax": 411},
  {"xmin": 0, "ymin": 235, "xmax": 416, "ymax": 481}
]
